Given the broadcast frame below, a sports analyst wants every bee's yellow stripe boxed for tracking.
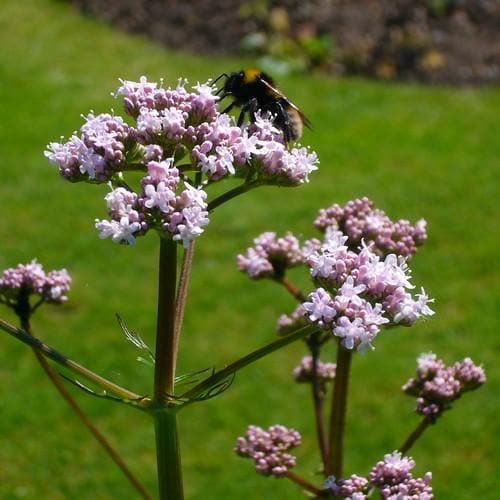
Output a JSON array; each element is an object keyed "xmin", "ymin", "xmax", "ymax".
[{"xmin": 243, "ymin": 68, "xmax": 261, "ymax": 84}]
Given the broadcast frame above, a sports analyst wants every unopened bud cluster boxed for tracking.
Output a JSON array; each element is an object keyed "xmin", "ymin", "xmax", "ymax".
[
  {"xmin": 402, "ymin": 353, "xmax": 486, "ymax": 420},
  {"xmin": 0, "ymin": 260, "xmax": 71, "ymax": 308},
  {"xmin": 324, "ymin": 474, "xmax": 369, "ymax": 499},
  {"xmin": 234, "ymin": 425, "xmax": 301, "ymax": 477},
  {"xmin": 293, "ymin": 355, "xmax": 336, "ymax": 388},
  {"xmin": 276, "ymin": 304, "xmax": 307, "ymax": 336},
  {"xmin": 314, "ymin": 197, "xmax": 427, "ymax": 258},
  {"xmin": 46, "ymin": 77, "xmax": 318, "ymax": 246}
]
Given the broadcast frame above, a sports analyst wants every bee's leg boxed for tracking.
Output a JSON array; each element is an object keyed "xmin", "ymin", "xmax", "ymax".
[
  {"xmin": 237, "ymin": 109, "xmax": 246, "ymax": 127},
  {"xmin": 221, "ymin": 102, "xmax": 236, "ymax": 114},
  {"xmin": 274, "ymin": 101, "xmax": 293, "ymax": 145},
  {"xmin": 240, "ymin": 98, "xmax": 260, "ymax": 126}
]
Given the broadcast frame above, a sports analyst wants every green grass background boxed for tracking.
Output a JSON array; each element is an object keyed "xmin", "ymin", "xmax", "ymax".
[{"xmin": 0, "ymin": 0, "xmax": 498, "ymax": 498}]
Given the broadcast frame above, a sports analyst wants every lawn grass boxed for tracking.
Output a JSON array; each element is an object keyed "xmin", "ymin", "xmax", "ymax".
[{"xmin": 0, "ymin": 0, "xmax": 499, "ymax": 498}]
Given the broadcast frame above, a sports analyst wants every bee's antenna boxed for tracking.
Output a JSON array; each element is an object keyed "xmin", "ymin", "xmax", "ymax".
[
  {"xmin": 215, "ymin": 88, "xmax": 229, "ymax": 97},
  {"xmin": 211, "ymin": 73, "xmax": 229, "ymax": 86}
]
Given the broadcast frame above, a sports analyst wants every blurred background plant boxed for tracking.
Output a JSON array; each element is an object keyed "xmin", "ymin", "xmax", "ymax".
[
  {"xmin": 73, "ymin": 0, "xmax": 500, "ymax": 83},
  {"xmin": 238, "ymin": 1, "xmax": 335, "ymax": 75}
]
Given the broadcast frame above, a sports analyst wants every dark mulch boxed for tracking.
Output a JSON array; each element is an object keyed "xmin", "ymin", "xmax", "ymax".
[{"xmin": 72, "ymin": 0, "xmax": 500, "ymax": 84}]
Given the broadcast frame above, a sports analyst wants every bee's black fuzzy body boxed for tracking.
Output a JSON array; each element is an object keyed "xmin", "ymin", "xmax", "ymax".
[{"xmin": 216, "ymin": 69, "xmax": 311, "ymax": 145}]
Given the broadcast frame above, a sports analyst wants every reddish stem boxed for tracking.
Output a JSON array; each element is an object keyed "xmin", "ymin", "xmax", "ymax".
[
  {"xmin": 398, "ymin": 416, "xmax": 432, "ymax": 455},
  {"xmin": 285, "ymin": 470, "xmax": 325, "ymax": 496},
  {"xmin": 20, "ymin": 318, "xmax": 150, "ymax": 499},
  {"xmin": 327, "ymin": 341, "xmax": 352, "ymax": 477},
  {"xmin": 173, "ymin": 240, "xmax": 195, "ymax": 375},
  {"xmin": 307, "ymin": 334, "xmax": 329, "ymax": 472},
  {"xmin": 281, "ymin": 277, "xmax": 306, "ymax": 302}
]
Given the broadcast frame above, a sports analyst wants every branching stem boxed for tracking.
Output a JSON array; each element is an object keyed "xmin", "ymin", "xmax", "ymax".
[
  {"xmin": 280, "ymin": 277, "xmax": 306, "ymax": 302},
  {"xmin": 20, "ymin": 317, "xmax": 151, "ymax": 499},
  {"xmin": 398, "ymin": 416, "xmax": 432, "ymax": 455},
  {"xmin": 180, "ymin": 324, "xmax": 319, "ymax": 401},
  {"xmin": 285, "ymin": 470, "xmax": 325, "ymax": 496},
  {"xmin": 0, "ymin": 318, "xmax": 144, "ymax": 402},
  {"xmin": 207, "ymin": 181, "xmax": 262, "ymax": 212}
]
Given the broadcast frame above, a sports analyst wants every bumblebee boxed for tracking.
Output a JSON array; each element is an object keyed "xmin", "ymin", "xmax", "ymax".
[{"xmin": 214, "ymin": 68, "xmax": 311, "ymax": 145}]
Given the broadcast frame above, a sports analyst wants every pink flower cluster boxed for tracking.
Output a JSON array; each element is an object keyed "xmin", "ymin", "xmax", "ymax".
[
  {"xmin": 303, "ymin": 238, "xmax": 434, "ymax": 350},
  {"xmin": 191, "ymin": 113, "xmax": 318, "ymax": 185},
  {"xmin": 234, "ymin": 424, "xmax": 301, "ymax": 477},
  {"xmin": 237, "ymin": 232, "xmax": 304, "ymax": 279},
  {"xmin": 0, "ymin": 260, "xmax": 71, "ymax": 307},
  {"xmin": 45, "ymin": 113, "xmax": 131, "ymax": 183},
  {"xmin": 314, "ymin": 197, "xmax": 427, "ymax": 258},
  {"xmin": 293, "ymin": 355, "xmax": 336, "ymax": 386},
  {"xmin": 117, "ymin": 77, "xmax": 217, "ymax": 125},
  {"xmin": 95, "ymin": 160, "xmax": 209, "ymax": 246},
  {"xmin": 236, "ymin": 199, "xmax": 432, "ymax": 350},
  {"xmin": 402, "ymin": 353, "xmax": 486, "ymax": 420},
  {"xmin": 368, "ymin": 452, "xmax": 433, "ymax": 499},
  {"xmin": 46, "ymin": 77, "xmax": 319, "ymax": 246}
]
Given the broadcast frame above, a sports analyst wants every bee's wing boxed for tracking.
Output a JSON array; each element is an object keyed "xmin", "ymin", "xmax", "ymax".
[
  {"xmin": 257, "ymin": 77, "xmax": 312, "ymax": 130},
  {"xmin": 256, "ymin": 76, "xmax": 283, "ymax": 99},
  {"xmin": 293, "ymin": 105, "xmax": 312, "ymax": 130}
]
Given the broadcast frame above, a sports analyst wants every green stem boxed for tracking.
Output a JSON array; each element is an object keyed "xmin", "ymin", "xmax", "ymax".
[
  {"xmin": 154, "ymin": 411, "xmax": 183, "ymax": 500},
  {"xmin": 20, "ymin": 318, "xmax": 151, "ymax": 499},
  {"xmin": 207, "ymin": 181, "xmax": 262, "ymax": 212},
  {"xmin": 153, "ymin": 237, "xmax": 178, "ymax": 402},
  {"xmin": 176, "ymin": 163, "xmax": 196, "ymax": 172},
  {"xmin": 152, "ymin": 237, "xmax": 183, "ymax": 500},
  {"xmin": 398, "ymin": 416, "xmax": 432, "ymax": 455},
  {"xmin": 0, "ymin": 318, "xmax": 145, "ymax": 403},
  {"xmin": 327, "ymin": 340, "xmax": 353, "ymax": 477},
  {"xmin": 180, "ymin": 324, "xmax": 319, "ymax": 401}
]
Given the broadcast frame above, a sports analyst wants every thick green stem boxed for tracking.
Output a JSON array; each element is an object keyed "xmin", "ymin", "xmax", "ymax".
[
  {"xmin": 153, "ymin": 237, "xmax": 178, "ymax": 402},
  {"xmin": 154, "ymin": 411, "xmax": 183, "ymax": 500},
  {"xmin": 0, "ymin": 318, "xmax": 144, "ymax": 402},
  {"xmin": 327, "ymin": 341, "xmax": 353, "ymax": 477},
  {"xmin": 153, "ymin": 237, "xmax": 183, "ymax": 500}
]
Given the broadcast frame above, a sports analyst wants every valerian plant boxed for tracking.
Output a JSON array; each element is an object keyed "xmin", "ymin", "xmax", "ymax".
[
  {"xmin": 0, "ymin": 76, "xmax": 485, "ymax": 500},
  {"xmin": 233, "ymin": 197, "xmax": 485, "ymax": 497}
]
